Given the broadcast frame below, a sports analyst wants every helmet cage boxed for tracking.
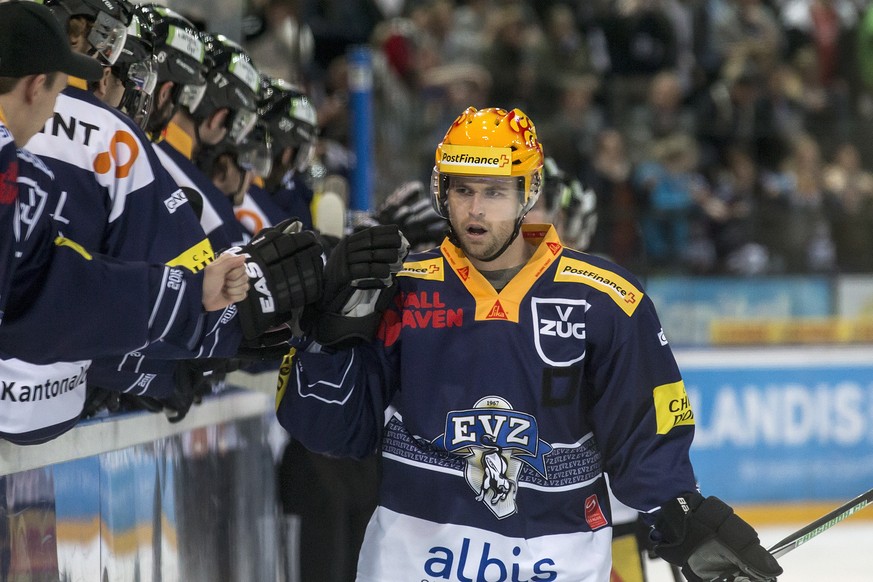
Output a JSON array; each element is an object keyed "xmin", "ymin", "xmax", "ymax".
[{"xmin": 115, "ymin": 59, "xmax": 157, "ymax": 130}]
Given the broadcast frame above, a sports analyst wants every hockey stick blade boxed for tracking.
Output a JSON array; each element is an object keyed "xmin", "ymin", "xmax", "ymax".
[{"xmin": 710, "ymin": 486, "xmax": 873, "ymax": 581}]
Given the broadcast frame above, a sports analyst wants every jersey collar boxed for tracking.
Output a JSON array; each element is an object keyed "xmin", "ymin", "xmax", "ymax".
[
  {"xmin": 163, "ymin": 121, "xmax": 195, "ymax": 160},
  {"xmin": 440, "ymin": 224, "xmax": 564, "ymax": 323}
]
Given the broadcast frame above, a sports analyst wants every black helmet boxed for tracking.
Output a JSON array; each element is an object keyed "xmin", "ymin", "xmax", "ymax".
[
  {"xmin": 258, "ymin": 76, "xmax": 317, "ymax": 172},
  {"xmin": 541, "ymin": 157, "xmax": 598, "ymax": 250},
  {"xmin": 134, "ymin": 4, "xmax": 208, "ymax": 137},
  {"xmin": 44, "ymin": 0, "xmax": 131, "ymax": 66},
  {"xmin": 134, "ymin": 4, "xmax": 207, "ymax": 87},
  {"xmin": 190, "ymin": 34, "xmax": 260, "ymax": 145},
  {"xmin": 112, "ymin": 12, "xmax": 157, "ymax": 130}
]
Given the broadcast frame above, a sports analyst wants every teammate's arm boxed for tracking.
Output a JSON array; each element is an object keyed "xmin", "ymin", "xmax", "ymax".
[{"xmin": 0, "ymin": 235, "xmax": 243, "ymax": 364}]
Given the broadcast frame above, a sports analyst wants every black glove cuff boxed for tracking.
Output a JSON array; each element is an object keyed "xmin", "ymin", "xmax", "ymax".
[
  {"xmin": 654, "ymin": 492, "xmax": 715, "ymax": 565},
  {"xmin": 314, "ymin": 310, "xmax": 382, "ymax": 349}
]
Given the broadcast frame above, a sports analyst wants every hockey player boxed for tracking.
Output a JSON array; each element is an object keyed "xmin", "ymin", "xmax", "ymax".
[
  {"xmin": 0, "ymin": 0, "xmax": 251, "ymax": 444},
  {"xmin": 139, "ymin": 4, "xmax": 257, "ymax": 251},
  {"xmin": 227, "ymin": 122, "xmax": 289, "ymax": 236},
  {"xmin": 255, "ymin": 76, "xmax": 319, "ymax": 229},
  {"xmin": 531, "ymin": 158, "xmax": 660, "ymax": 582},
  {"xmin": 275, "ymin": 106, "xmax": 783, "ymax": 582},
  {"xmin": 5, "ymin": 0, "xmax": 322, "ymax": 434}
]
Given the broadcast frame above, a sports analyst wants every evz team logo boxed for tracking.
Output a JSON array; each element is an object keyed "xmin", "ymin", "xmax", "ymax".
[
  {"xmin": 531, "ymin": 297, "xmax": 589, "ymax": 366},
  {"xmin": 433, "ymin": 396, "xmax": 552, "ymax": 519}
]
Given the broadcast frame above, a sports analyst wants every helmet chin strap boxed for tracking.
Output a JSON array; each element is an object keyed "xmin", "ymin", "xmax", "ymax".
[{"xmin": 448, "ymin": 214, "xmax": 526, "ymax": 264}]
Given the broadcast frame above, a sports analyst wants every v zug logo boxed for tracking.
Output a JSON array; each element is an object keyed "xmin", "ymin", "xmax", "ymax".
[{"xmin": 531, "ymin": 297, "xmax": 589, "ymax": 367}]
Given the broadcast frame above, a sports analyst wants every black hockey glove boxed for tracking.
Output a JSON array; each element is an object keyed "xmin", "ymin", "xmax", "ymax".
[
  {"xmin": 375, "ymin": 180, "xmax": 447, "ymax": 249},
  {"xmin": 232, "ymin": 219, "xmax": 325, "ymax": 340},
  {"xmin": 303, "ymin": 224, "xmax": 409, "ymax": 348},
  {"xmin": 653, "ymin": 492, "xmax": 783, "ymax": 582}
]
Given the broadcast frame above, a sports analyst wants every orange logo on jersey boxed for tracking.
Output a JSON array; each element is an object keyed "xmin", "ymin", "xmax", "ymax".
[
  {"xmin": 458, "ymin": 266, "xmax": 470, "ymax": 281},
  {"xmin": 486, "ymin": 300, "xmax": 507, "ymax": 320},
  {"xmin": 547, "ymin": 242, "xmax": 562, "ymax": 255},
  {"xmin": 93, "ymin": 130, "xmax": 139, "ymax": 179},
  {"xmin": 235, "ymin": 208, "xmax": 265, "ymax": 235}
]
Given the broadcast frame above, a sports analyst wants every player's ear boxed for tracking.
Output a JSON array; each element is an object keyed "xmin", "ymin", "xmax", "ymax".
[
  {"xmin": 92, "ymin": 67, "xmax": 114, "ymax": 102},
  {"xmin": 22, "ymin": 73, "xmax": 48, "ymax": 104},
  {"xmin": 208, "ymin": 107, "xmax": 229, "ymax": 131}
]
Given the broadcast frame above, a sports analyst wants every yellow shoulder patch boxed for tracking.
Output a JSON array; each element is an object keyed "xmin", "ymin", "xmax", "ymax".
[
  {"xmin": 553, "ymin": 257, "xmax": 643, "ymax": 316},
  {"xmin": 398, "ymin": 257, "xmax": 445, "ymax": 281},
  {"xmin": 166, "ymin": 238, "xmax": 215, "ymax": 272},
  {"xmin": 653, "ymin": 380, "xmax": 694, "ymax": 434}
]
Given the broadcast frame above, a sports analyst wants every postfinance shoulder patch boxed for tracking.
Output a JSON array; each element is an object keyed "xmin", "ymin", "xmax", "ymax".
[
  {"xmin": 553, "ymin": 256, "xmax": 643, "ymax": 316},
  {"xmin": 398, "ymin": 257, "xmax": 444, "ymax": 281},
  {"xmin": 653, "ymin": 380, "xmax": 694, "ymax": 434}
]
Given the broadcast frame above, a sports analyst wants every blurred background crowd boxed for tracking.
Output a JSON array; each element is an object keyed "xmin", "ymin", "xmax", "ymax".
[{"xmin": 234, "ymin": 0, "xmax": 873, "ymax": 278}]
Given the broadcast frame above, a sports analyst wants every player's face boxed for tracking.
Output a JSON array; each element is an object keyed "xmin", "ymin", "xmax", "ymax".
[{"xmin": 446, "ymin": 175, "xmax": 523, "ymax": 266}]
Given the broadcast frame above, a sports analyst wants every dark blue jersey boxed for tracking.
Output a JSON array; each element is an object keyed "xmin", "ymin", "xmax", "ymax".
[
  {"xmin": 0, "ymin": 120, "xmax": 205, "ymax": 443},
  {"xmin": 234, "ymin": 182, "xmax": 290, "ymax": 236},
  {"xmin": 271, "ymin": 170, "xmax": 313, "ymax": 230},
  {"xmin": 154, "ymin": 122, "xmax": 250, "ymax": 252},
  {"xmin": 276, "ymin": 224, "xmax": 697, "ymax": 580}
]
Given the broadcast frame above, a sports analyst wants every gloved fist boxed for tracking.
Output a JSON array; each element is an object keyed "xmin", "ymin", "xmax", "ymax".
[
  {"xmin": 375, "ymin": 180, "xmax": 447, "ymax": 249},
  {"xmin": 305, "ymin": 224, "xmax": 409, "ymax": 347},
  {"xmin": 654, "ymin": 492, "xmax": 782, "ymax": 582},
  {"xmin": 232, "ymin": 219, "xmax": 325, "ymax": 340}
]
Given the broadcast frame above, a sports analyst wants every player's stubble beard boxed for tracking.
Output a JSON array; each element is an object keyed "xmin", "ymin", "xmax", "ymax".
[{"xmin": 452, "ymin": 217, "xmax": 515, "ymax": 264}]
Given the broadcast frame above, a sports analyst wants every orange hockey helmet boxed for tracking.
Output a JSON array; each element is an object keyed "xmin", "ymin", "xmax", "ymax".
[{"xmin": 431, "ymin": 106, "xmax": 544, "ymax": 220}]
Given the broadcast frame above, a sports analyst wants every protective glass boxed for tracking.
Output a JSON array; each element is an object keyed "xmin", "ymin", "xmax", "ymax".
[
  {"xmin": 292, "ymin": 141, "xmax": 314, "ymax": 173},
  {"xmin": 238, "ymin": 132, "xmax": 273, "ymax": 178},
  {"xmin": 178, "ymin": 83, "xmax": 207, "ymax": 113},
  {"xmin": 88, "ymin": 11, "xmax": 128, "ymax": 66},
  {"xmin": 441, "ymin": 175, "xmax": 527, "ymax": 221},
  {"xmin": 117, "ymin": 58, "xmax": 157, "ymax": 130},
  {"xmin": 227, "ymin": 108, "xmax": 258, "ymax": 145}
]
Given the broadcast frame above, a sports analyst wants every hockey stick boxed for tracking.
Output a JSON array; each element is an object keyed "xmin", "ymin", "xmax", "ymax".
[{"xmin": 711, "ymin": 486, "xmax": 873, "ymax": 581}]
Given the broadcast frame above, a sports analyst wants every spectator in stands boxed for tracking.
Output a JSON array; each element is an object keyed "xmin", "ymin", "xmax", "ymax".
[
  {"xmin": 481, "ymin": 2, "xmax": 543, "ymax": 115},
  {"xmin": 634, "ymin": 132, "xmax": 713, "ymax": 273},
  {"xmin": 533, "ymin": 3, "xmax": 596, "ymax": 113},
  {"xmin": 694, "ymin": 58, "xmax": 770, "ymax": 175},
  {"xmin": 759, "ymin": 132, "xmax": 836, "ymax": 272},
  {"xmin": 244, "ymin": 0, "xmax": 315, "ymax": 84},
  {"xmin": 623, "ymin": 69, "xmax": 697, "ymax": 165},
  {"xmin": 822, "ymin": 141, "xmax": 873, "ymax": 272},
  {"xmin": 599, "ymin": 0, "xmax": 679, "ymax": 122},
  {"xmin": 708, "ymin": 0, "xmax": 784, "ymax": 78},
  {"xmin": 704, "ymin": 145, "xmax": 770, "ymax": 274},
  {"xmin": 536, "ymin": 74, "xmax": 606, "ymax": 179},
  {"xmin": 586, "ymin": 128, "xmax": 644, "ymax": 270},
  {"xmin": 792, "ymin": 45, "xmax": 852, "ymax": 159}
]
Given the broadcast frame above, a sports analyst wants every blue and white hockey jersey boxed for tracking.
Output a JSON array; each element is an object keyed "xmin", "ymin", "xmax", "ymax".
[
  {"xmin": 154, "ymin": 122, "xmax": 250, "ymax": 252},
  {"xmin": 234, "ymin": 182, "xmax": 290, "ymax": 236},
  {"xmin": 3, "ymin": 83, "xmax": 215, "ymax": 439},
  {"xmin": 0, "ymin": 118, "xmax": 205, "ymax": 444},
  {"xmin": 276, "ymin": 224, "xmax": 697, "ymax": 582}
]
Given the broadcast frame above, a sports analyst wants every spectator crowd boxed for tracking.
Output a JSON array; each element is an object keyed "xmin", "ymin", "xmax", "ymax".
[{"xmin": 243, "ymin": 0, "xmax": 873, "ymax": 276}]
